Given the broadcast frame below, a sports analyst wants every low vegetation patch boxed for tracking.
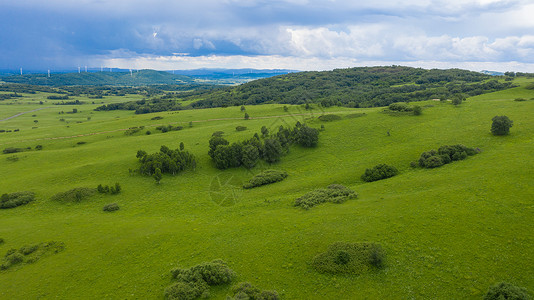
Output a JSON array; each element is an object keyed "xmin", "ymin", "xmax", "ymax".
[
  {"xmin": 318, "ymin": 114, "xmax": 342, "ymax": 122},
  {"xmin": 165, "ymin": 259, "xmax": 235, "ymax": 300},
  {"xmin": 312, "ymin": 242, "xmax": 385, "ymax": 275},
  {"xmin": 484, "ymin": 282, "xmax": 531, "ymax": 300},
  {"xmin": 361, "ymin": 164, "xmax": 398, "ymax": 182},
  {"xmin": 124, "ymin": 126, "xmax": 145, "ymax": 136},
  {"xmin": 156, "ymin": 125, "xmax": 183, "ymax": 133},
  {"xmin": 294, "ymin": 184, "xmax": 356, "ymax": 210},
  {"xmin": 50, "ymin": 187, "xmax": 96, "ymax": 203},
  {"xmin": 0, "ymin": 191, "xmax": 35, "ymax": 209},
  {"xmin": 388, "ymin": 102, "xmax": 413, "ymax": 112},
  {"xmin": 235, "ymin": 126, "xmax": 247, "ymax": 131},
  {"xmin": 0, "ymin": 238, "xmax": 4, "ymax": 245},
  {"xmin": 103, "ymin": 203, "xmax": 120, "ymax": 212},
  {"xmin": 417, "ymin": 144, "xmax": 479, "ymax": 168},
  {"xmin": 243, "ymin": 170, "xmax": 288, "ymax": 189},
  {"xmin": 228, "ymin": 282, "xmax": 280, "ymax": 300},
  {"xmin": 2, "ymin": 147, "xmax": 25, "ymax": 154},
  {"xmin": 1, "ymin": 241, "xmax": 65, "ymax": 271},
  {"xmin": 345, "ymin": 113, "xmax": 366, "ymax": 119}
]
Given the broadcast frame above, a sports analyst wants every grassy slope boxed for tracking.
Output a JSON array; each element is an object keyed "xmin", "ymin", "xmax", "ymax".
[{"xmin": 0, "ymin": 82, "xmax": 533, "ymax": 299}]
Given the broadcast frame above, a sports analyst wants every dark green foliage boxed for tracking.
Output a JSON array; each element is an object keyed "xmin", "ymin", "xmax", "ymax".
[
  {"xmin": 261, "ymin": 126, "xmax": 269, "ymax": 137},
  {"xmin": 97, "ymin": 183, "xmax": 121, "ymax": 194},
  {"xmin": 244, "ymin": 113, "xmax": 250, "ymax": 120},
  {"xmin": 166, "ymin": 260, "xmax": 235, "ymax": 300},
  {"xmin": 50, "ymin": 187, "xmax": 96, "ymax": 203},
  {"xmin": 388, "ymin": 102, "xmax": 412, "ymax": 112},
  {"xmin": 361, "ymin": 164, "xmax": 398, "ymax": 182},
  {"xmin": 35, "ymin": 144, "xmax": 43, "ymax": 150},
  {"xmin": 491, "ymin": 115, "xmax": 513, "ymax": 136},
  {"xmin": 165, "ymin": 281, "xmax": 209, "ymax": 300},
  {"xmin": 514, "ymin": 98, "xmax": 527, "ymax": 102},
  {"xmin": 413, "ymin": 105, "xmax": 422, "ymax": 115},
  {"xmin": 208, "ymin": 136, "xmax": 229, "ymax": 158},
  {"xmin": 156, "ymin": 125, "xmax": 183, "ymax": 133},
  {"xmin": 241, "ymin": 144, "xmax": 260, "ymax": 169},
  {"xmin": 318, "ymin": 114, "xmax": 342, "ymax": 121},
  {"xmin": 243, "ymin": 170, "xmax": 288, "ymax": 189},
  {"xmin": 263, "ymin": 138, "xmax": 282, "ymax": 163},
  {"xmin": 154, "ymin": 168, "xmax": 162, "ymax": 184},
  {"xmin": 236, "ymin": 126, "xmax": 247, "ymax": 131},
  {"xmin": 0, "ymin": 191, "xmax": 36, "ymax": 209},
  {"xmin": 103, "ymin": 203, "xmax": 120, "ymax": 212},
  {"xmin": 229, "ymin": 282, "xmax": 280, "ymax": 300},
  {"xmin": 312, "ymin": 242, "xmax": 385, "ymax": 275},
  {"xmin": 137, "ymin": 145, "xmax": 196, "ymax": 176},
  {"xmin": 0, "ymin": 238, "xmax": 4, "ymax": 245},
  {"xmin": 418, "ymin": 144, "xmax": 479, "ymax": 168},
  {"xmin": 124, "ymin": 126, "xmax": 144, "ymax": 136},
  {"xmin": 294, "ymin": 184, "xmax": 357, "ymax": 209},
  {"xmin": 1, "ymin": 241, "xmax": 65, "ymax": 271},
  {"xmin": 2, "ymin": 147, "xmax": 24, "ymax": 154},
  {"xmin": 293, "ymin": 124, "xmax": 319, "ymax": 147},
  {"xmin": 151, "ymin": 116, "xmax": 163, "ymax": 120},
  {"xmin": 484, "ymin": 282, "xmax": 531, "ymax": 300}
]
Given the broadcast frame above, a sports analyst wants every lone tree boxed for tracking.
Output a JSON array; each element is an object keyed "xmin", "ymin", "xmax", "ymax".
[
  {"xmin": 244, "ymin": 112, "xmax": 250, "ymax": 120},
  {"xmin": 154, "ymin": 168, "xmax": 162, "ymax": 184},
  {"xmin": 491, "ymin": 115, "xmax": 513, "ymax": 135}
]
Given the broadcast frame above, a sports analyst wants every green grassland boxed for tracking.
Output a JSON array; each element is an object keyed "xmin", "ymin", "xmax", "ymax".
[{"xmin": 0, "ymin": 81, "xmax": 533, "ymax": 299}]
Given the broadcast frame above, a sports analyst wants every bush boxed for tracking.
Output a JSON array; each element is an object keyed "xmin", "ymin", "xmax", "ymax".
[
  {"xmin": 35, "ymin": 145, "xmax": 43, "ymax": 150},
  {"xmin": 2, "ymin": 147, "xmax": 24, "ymax": 154},
  {"xmin": 312, "ymin": 242, "xmax": 385, "ymax": 275},
  {"xmin": 50, "ymin": 187, "xmax": 96, "ymax": 203},
  {"xmin": 1, "ymin": 241, "xmax": 65, "ymax": 271},
  {"xmin": 166, "ymin": 260, "xmax": 234, "ymax": 300},
  {"xmin": 103, "ymin": 203, "xmax": 120, "ymax": 212},
  {"xmin": 388, "ymin": 102, "xmax": 412, "ymax": 112},
  {"xmin": 294, "ymin": 184, "xmax": 357, "ymax": 209},
  {"xmin": 0, "ymin": 191, "xmax": 35, "ymax": 209},
  {"xmin": 243, "ymin": 170, "xmax": 288, "ymax": 189},
  {"xmin": 514, "ymin": 98, "xmax": 527, "ymax": 102},
  {"xmin": 361, "ymin": 164, "xmax": 398, "ymax": 182},
  {"xmin": 417, "ymin": 145, "xmax": 478, "ymax": 168},
  {"xmin": 236, "ymin": 126, "xmax": 247, "ymax": 131},
  {"xmin": 318, "ymin": 114, "xmax": 342, "ymax": 122},
  {"xmin": 229, "ymin": 282, "xmax": 280, "ymax": 300},
  {"xmin": 413, "ymin": 105, "xmax": 422, "ymax": 115},
  {"xmin": 165, "ymin": 281, "xmax": 209, "ymax": 300},
  {"xmin": 0, "ymin": 238, "xmax": 4, "ymax": 245},
  {"xmin": 484, "ymin": 282, "xmax": 531, "ymax": 300},
  {"xmin": 491, "ymin": 115, "xmax": 513, "ymax": 136}
]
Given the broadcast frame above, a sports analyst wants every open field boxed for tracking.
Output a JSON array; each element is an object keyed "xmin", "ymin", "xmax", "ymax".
[{"xmin": 0, "ymin": 81, "xmax": 533, "ymax": 299}]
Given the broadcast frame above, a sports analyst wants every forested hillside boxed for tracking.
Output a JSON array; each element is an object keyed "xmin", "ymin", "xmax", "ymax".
[{"xmin": 191, "ymin": 66, "xmax": 513, "ymax": 108}]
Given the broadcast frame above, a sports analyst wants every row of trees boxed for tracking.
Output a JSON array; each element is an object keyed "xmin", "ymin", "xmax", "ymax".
[
  {"xmin": 136, "ymin": 144, "xmax": 196, "ymax": 177},
  {"xmin": 209, "ymin": 122, "xmax": 319, "ymax": 170}
]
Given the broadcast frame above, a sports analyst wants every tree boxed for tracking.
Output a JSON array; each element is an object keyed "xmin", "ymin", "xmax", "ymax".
[
  {"xmin": 154, "ymin": 168, "xmax": 162, "ymax": 184},
  {"xmin": 452, "ymin": 94, "xmax": 465, "ymax": 105},
  {"xmin": 491, "ymin": 115, "xmax": 513, "ymax": 135},
  {"xmin": 263, "ymin": 138, "xmax": 282, "ymax": 163},
  {"xmin": 244, "ymin": 113, "xmax": 250, "ymax": 120},
  {"xmin": 241, "ymin": 145, "xmax": 259, "ymax": 169},
  {"xmin": 180, "ymin": 142, "xmax": 185, "ymax": 151},
  {"xmin": 261, "ymin": 126, "xmax": 269, "ymax": 137},
  {"xmin": 240, "ymin": 105, "xmax": 246, "ymax": 112},
  {"xmin": 484, "ymin": 282, "xmax": 530, "ymax": 300},
  {"xmin": 208, "ymin": 136, "xmax": 229, "ymax": 158},
  {"xmin": 295, "ymin": 125, "xmax": 319, "ymax": 147}
]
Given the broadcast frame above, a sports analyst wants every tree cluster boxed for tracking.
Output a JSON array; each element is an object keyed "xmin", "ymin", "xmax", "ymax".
[
  {"xmin": 209, "ymin": 122, "xmax": 319, "ymax": 170},
  {"xmin": 418, "ymin": 144, "xmax": 479, "ymax": 168},
  {"xmin": 97, "ymin": 183, "xmax": 121, "ymax": 195},
  {"xmin": 136, "ymin": 145, "xmax": 196, "ymax": 176},
  {"xmin": 228, "ymin": 282, "xmax": 280, "ymax": 300}
]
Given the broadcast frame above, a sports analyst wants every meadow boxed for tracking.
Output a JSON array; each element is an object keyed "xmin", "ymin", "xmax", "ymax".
[{"xmin": 0, "ymin": 81, "xmax": 533, "ymax": 299}]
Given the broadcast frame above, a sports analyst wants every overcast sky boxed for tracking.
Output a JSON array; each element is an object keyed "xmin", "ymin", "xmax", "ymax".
[{"xmin": 1, "ymin": 0, "xmax": 534, "ymax": 72}]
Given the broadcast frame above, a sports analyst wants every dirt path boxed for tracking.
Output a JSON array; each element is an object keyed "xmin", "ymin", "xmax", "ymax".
[
  {"xmin": 0, "ymin": 107, "xmax": 52, "ymax": 122},
  {"xmin": 0, "ymin": 111, "xmax": 354, "ymax": 146}
]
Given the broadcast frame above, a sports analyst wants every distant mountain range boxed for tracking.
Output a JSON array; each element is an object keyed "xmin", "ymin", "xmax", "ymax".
[{"xmin": 0, "ymin": 68, "xmax": 297, "ymax": 86}]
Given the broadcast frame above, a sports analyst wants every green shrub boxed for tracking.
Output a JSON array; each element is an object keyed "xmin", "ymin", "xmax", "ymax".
[
  {"xmin": 413, "ymin": 105, "xmax": 422, "ymax": 115},
  {"xmin": 388, "ymin": 102, "xmax": 412, "ymax": 112},
  {"xmin": 2, "ymin": 147, "xmax": 24, "ymax": 154},
  {"xmin": 0, "ymin": 191, "xmax": 35, "ymax": 209},
  {"xmin": 51, "ymin": 187, "xmax": 96, "ymax": 203},
  {"xmin": 0, "ymin": 238, "xmax": 4, "ymax": 245},
  {"xmin": 1, "ymin": 241, "xmax": 65, "ymax": 271},
  {"xmin": 165, "ymin": 281, "xmax": 209, "ymax": 300},
  {"xmin": 103, "ymin": 203, "xmax": 120, "ymax": 212},
  {"xmin": 229, "ymin": 282, "xmax": 280, "ymax": 300},
  {"xmin": 361, "ymin": 164, "xmax": 398, "ymax": 182},
  {"xmin": 418, "ymin": 145, "xmax": 478, "ymax": 168},
  {"xmin": 312, "ymin": 242, "xmax": 385, "ymax": 275},
  {"xmin": 166, "ymin": 260, "xmax": 234, "ymax": 299},
  {"xmin": 294, "ymin": 184, "xmax": 357, "ymax": 209},
  {"xmin": 236, "ymin": 126, "xmax": 247, "ymax": 131},
  {"xmin": 514, "ymin": 98, "xmax": 527, "ymax": 101},
  {"xmin": 484, "ymin": 282, "xmax": 531, "ymax": 300},
  {"xmin": 318, "ymin": 114, "xmax": 342, "ymax": 122},
  {"xmin": 243, "ymin": 170, "xmax": 288, "ymax": 189}
]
